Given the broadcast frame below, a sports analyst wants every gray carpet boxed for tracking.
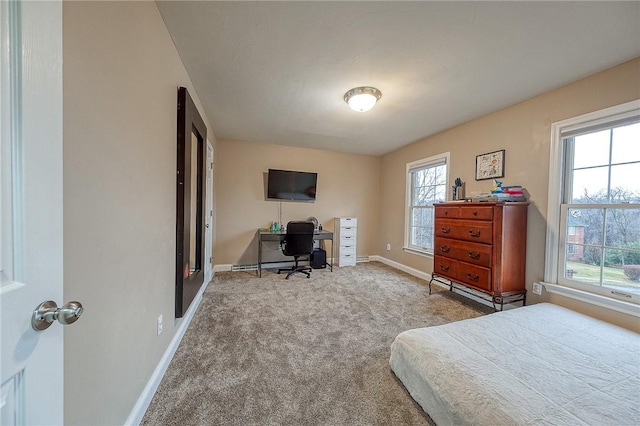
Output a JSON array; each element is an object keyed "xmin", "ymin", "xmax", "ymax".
[{"xmin": 141, "ymin": 262, "xmax": 493, "ymax": 426}]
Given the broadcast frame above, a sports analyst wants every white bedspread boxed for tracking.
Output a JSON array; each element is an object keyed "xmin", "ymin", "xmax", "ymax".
[{"xmin": 390, "ymin": 303, "xmax": 640, "ymax": 426}]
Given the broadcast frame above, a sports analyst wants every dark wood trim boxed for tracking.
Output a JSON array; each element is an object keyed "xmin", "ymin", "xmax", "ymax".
[{"xmin": 176, "ymin": 87, "xmax": 207, "ymax": 318}]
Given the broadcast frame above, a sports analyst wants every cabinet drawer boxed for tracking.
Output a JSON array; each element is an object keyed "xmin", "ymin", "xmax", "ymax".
[
  {"xmin": 338, "ymin": 245, "xmax": 356, "ymax": 255},
  {"xmin": 434, "ymin": 255, "xmax": 457, "ymax": 279},
  {"xmin": 339, "ymin": 226, "xmax": 357, "ymax": 237},
  {"xmin": 435, "ymin": 206, "xmax": 459, "ymax": 218},
  {"xmin": 459, "ymin": 206, "xmax": 493, "ymax": 220},
  {"xmin": 339, "ymin": 234, "xmax": 357, "ymax": 245},
  {"xmin": 435, "ymin": 219, "xmax": 493, "ymax": 244},
  {"xmin": 338, "ymin": 253, "xmax": 356, "ymax": 266},
  {"xmin": 337, "ymin": 217, "xmax": 357, "ymax": 227},
  {"xmin": 434, "ymin": 237, "xmax": 492, "ymax": 267},
  {"xmin": 457, "ymin": 262, "xmax": 491, "ymax": 292}
]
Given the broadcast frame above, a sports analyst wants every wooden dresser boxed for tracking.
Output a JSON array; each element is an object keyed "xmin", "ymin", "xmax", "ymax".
[{"xmin": 432, "ymin": 201, "xmax": 528, "ymax": 310}]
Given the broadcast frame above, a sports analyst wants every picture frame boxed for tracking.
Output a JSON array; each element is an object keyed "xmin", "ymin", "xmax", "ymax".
[{"xmin": 475, "ymin": 149, "xmax": 505, "ymax": 181}]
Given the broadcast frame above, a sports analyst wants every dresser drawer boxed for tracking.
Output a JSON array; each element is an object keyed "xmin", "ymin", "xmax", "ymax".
[
  {"xmin": 338, "ymin": 253, "xmax": 356, "ymax": 266},
  {"xmin": 337, "ymin": 217, "xmax": 357, "ymax": 227},
  {"xmin": 434, "ymin": 237, "xmax": 492, "ymax": 267},
  {"xmin": 434, "ymin": 255, "xmax": 457, "ymax": 279},
  {"xmin": 457, "ymin": 262, "xmax": 491, "ymax": 292},
  {"xmin": 339, "ymin": 234, "xmax": 357, "ymax": 245},
  {"xmin": 338, "ymin": 244, "xmax": 356, "ymax": 255},
  {"xmin": 459, "ymin": 206, "xmax": 493, "ymax": 221},
  {"xmin": 338, "ymin": 226, "xmax": 357, "ymax": 237},
  {"xmin": 435, "ymin": 206, "xmax": 459, "ymax": 218},
  {"xmin": 435, "ymin": 219, "xmax": 493, "ymax": 245}
]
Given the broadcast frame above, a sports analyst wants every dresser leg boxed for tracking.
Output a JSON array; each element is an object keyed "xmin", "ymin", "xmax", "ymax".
[{"xmin": 492, "ymin": 296, "xmax": 504, "ymax": 312}]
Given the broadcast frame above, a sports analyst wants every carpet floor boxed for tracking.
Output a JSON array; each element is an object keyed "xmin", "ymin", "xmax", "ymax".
[{"xmin": 141, "ymin": 261, "xmax": 493, "ymax": 426}]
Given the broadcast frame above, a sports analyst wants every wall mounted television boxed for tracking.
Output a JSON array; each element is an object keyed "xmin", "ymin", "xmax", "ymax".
[{"xmin": 267, "ymin": 169, "xmax": 317, "ymax": 202}]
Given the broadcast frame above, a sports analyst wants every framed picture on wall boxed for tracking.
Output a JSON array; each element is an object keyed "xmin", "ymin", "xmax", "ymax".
[{"xmin": 475, "ymin": 149, "xmax": 505, "ymax": 180}]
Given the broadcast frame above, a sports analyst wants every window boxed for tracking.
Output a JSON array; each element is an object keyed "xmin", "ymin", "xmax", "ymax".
[
  {"xmin": 546, "ymin": 101, "xmax": 640, "ymax": 307},
  {"xmin": 405, "ymin": 153, "xmax": 449, "ymax": 255}
]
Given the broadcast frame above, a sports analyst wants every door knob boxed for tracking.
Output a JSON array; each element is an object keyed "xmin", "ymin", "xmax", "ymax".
[{"xmin": 32, "ymin": 300, "xmax": 84, "ymax": 331}]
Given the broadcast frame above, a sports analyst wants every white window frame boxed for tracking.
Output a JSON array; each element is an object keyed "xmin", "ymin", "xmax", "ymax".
[
  {"xmin": 544, "ymin": 99, "xmax": 640, "ymax": 316},
  {"xmin": 403, "ymin": 152, "xmax": 450, "ymax": 256}
]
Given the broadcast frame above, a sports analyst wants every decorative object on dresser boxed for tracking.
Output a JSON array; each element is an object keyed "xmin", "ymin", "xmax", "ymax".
[
  {"xmin": 334, "ymin": 217, "xmax": 357, "ymax": 267},
  {"xmin": 431, "ymin": 201, "xmax": 528, "ymax": 310}
]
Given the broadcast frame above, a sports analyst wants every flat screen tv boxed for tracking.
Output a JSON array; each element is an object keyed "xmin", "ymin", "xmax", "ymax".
[{"xmin": 267, "ymin": 169, "xmax": 317, "ymax": 202}]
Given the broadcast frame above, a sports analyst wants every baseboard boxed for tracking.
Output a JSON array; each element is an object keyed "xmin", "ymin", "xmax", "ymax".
[
  {"xmin": 124, "ymin": 280, "xmax": 210, "ymax": 426},
  {"xmin": 369, "ymin": 255, "xmax": 437, "ymax": 283},
  {"xmin": 213, "ymin": 264, "xmax": 232, "ymax": 272}
]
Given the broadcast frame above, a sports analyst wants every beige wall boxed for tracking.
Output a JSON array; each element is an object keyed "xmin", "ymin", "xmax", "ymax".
[
  {"xmin": 379, "ymin": 58, "xmax": 640, "ymax": 331},
  {"xmin": 215, "ymin": 139, "xmax": 380, "ymax": 266},
  {"xmin": 63, "ymin": 2, "xmax": 214, "ymax": 424}
]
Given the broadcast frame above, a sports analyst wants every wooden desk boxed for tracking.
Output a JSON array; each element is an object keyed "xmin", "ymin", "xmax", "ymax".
[{"xmin": 257, "ymin": 230, "xmax": 334, "ymax": 277}]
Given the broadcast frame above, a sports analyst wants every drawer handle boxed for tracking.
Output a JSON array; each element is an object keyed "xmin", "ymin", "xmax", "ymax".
[
  {"xmin": 472, "ymin": 211, "xmax": 478, "ymax": 216},
  {"xmin": 466, "ymin": 273, "xmax": 479, "ymax": 281},
  {"xmin": 440, "ymin": 227, "xmax": 451, "ymax": 234},
  {"xmin": 468, "ymin": 251, "xmax": 480, "ymax": 259},
  {"xmin": 440, "ymin": 245, "xmax": 450, "ymax": 253},
  {"xmin": 468, "ymin": 229, "xmax": 481, "ymax": 237},
  {"xmin": 444, "ymin": 211, "xmax": 448, "ymax": 215},
  {"xmin": 439, "ymin": 265, "xmax": 449, "ymax": 272}
]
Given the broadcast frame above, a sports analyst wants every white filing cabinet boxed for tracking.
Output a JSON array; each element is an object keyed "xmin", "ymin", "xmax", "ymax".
[{"xmin": 334, "ymin": 217, "xmax": 357, "ymax": 267}]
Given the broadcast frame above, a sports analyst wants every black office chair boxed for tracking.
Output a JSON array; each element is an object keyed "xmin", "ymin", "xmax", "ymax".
[{"xmin": 278, "ymin": 221, "xmax": 315, "ymax": 279}]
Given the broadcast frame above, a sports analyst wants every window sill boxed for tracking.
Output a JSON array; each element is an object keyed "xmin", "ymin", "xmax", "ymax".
[
  {"xmin": 402, "ymin": 246, "xmax": 433, "ymax": 258},
  {"xmin": 541, "ymin": 282, "xmax": 640, "ymax": 318}
]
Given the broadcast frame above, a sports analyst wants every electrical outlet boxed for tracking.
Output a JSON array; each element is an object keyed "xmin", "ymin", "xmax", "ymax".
[
  {"xmin": 157, "ymin": 314, "xmax": 163, "ymax": 336},
  {"xmin": 386, "ymin": 243, "xmax": 391, "ymax": 251},
  {"xmin": 532, "ymin": 283, "xmax": 543, "ymax": 295}
]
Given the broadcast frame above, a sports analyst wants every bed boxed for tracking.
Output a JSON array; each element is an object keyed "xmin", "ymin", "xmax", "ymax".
[{"xmin": 390, "ymin": 303, "xmax": 640, "ymax": 425}]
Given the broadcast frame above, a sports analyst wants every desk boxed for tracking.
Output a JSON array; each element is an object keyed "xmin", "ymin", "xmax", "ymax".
[{"xmin": 257, "ymin": 230, "xmax": 334, "ymax": 277}]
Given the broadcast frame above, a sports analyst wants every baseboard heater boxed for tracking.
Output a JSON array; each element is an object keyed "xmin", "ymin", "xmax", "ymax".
[{"xmin": 231, "ymin": 264, "xmax": 258, "ymax": 272}]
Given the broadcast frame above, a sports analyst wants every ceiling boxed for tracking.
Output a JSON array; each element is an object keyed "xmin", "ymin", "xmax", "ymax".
[{"xmin": 156, "ymin": 1, "xmax": 640, "ymax": 156}]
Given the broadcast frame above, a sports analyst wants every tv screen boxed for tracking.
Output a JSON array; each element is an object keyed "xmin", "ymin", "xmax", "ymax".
[{"xmin": 267, "ymin": 169, "xmax": 317, "ymax": 201}]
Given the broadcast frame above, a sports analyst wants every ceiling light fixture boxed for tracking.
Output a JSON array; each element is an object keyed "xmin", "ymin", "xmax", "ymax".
[{"xmin": 344, "ymin": 86, "xmax": 382, "ymax": 112}]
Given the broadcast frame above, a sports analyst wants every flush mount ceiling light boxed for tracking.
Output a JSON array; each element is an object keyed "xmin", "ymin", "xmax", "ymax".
[{"xmin": 344, "ymin": 86, "xmax": 382, "ymax": 112}]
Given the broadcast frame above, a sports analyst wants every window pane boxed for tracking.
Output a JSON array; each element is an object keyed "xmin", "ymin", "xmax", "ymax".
[
  {"xmin": 433, "ymin": 164, "xmax": 446, "ymax": 185},
  {"xmin": 411, "ymin": 207, "xmax": 434, "ymax": 249},
  {"xmin": 571, "ymin": 166, "xmax": 609, "ymax": 203},
  {"xmin": 604, "ymin": 208, "xmax": 640, "ymax": 250},
  {"xmin": 609, "ymin": 163, "xmax": 640, "ymax": 202},
  {"xmin": 413, "ymin": 184, "xmax": 430, "ymax": 206},
  {"xmin": 568, "ymin": 208, "xmax": 603, "ymax": 246},
  {"xmin": 412, "ymin": 225, "xmax": 434, "ymax": 249},
  {"xmin": 566, "ymin": 246, "xmax": 602, "ymax": 283},
  {"xmin": 603, "ymin": 248, "xmax": 640, "ymax": 296},
  {"xmin": 611, "ymin": 122, "xmax": 640, "ymax": 165},
  {"xmin": 434, "ymin": 184, "xmax": 446, "ymax": 203},
  {"xmin": 566, "ymin": 243, "xmax": 583, "ymax": 261},
  {"xmin": 572, "ymin": 130, "xmax": 611, "ymax": 169}
]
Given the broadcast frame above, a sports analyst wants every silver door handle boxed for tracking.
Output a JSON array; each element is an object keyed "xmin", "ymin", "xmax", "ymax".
[{"xmin": 32, "ymin": 300, "xmax": 84, "ymax": 331}]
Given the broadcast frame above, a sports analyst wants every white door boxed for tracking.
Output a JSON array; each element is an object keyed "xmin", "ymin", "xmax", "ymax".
[
  {"xmin": 1, "ymin": 1, "xmax": 66, "ymax": 425},
  {"xmin": 204, "ymin": 140, "xmax": 213, "ymax": 283}
]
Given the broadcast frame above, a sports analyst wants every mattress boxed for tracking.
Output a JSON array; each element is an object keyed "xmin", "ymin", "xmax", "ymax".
[{"xmin": 390, "ymin": 303, "xmax": 640, "ymax": 425}]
